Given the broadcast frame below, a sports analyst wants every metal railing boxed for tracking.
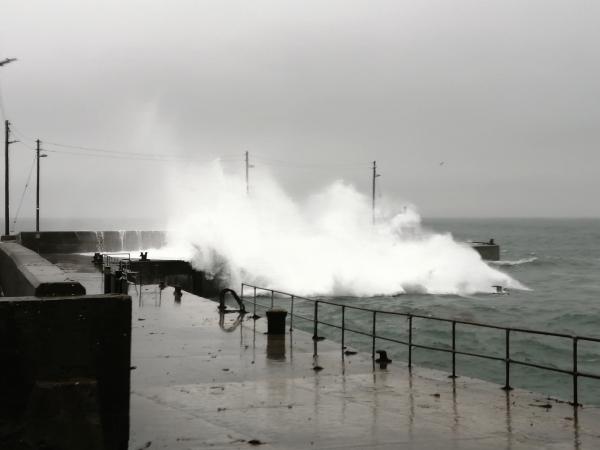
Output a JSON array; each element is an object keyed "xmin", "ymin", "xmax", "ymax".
[
  {"xmin": 102, "ymin": 252, "xmax": 132, "ymax": 271},
  {"xmin": 100, "ymin": 252, "xmax": 140, "ymax": 293},
  {"xmin": 240, "ymin": 283, "xmax": 600, "ymax": 407}
]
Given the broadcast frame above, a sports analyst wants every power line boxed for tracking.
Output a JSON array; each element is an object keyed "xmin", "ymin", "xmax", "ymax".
[
  {"xmin": 8, "ymin": 123, "xmax": 377, "ymax": 171},
  {"xmin": 42, "ymin": 141, "xmax": 241, "ymax": 161},
  {"xmin": 252, "ymin": 154, "xmax": 370, "ymax": 170},
  {"xmin": 41, "ymin": 147, "xmax": 235, "ymax": 162},
  {"xmin": 11, "ymin": 153, "xmax": 36, "ymax": 233},
  {"xmin": 9, "ymin": 125, "xmax": 36, "ymax": 144}
]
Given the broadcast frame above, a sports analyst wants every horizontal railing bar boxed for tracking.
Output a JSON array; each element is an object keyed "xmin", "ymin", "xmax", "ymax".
[
  {"xmin": 343, "ymin": 327, "xmax": 377, "ymax": 339},
  {"xmin": 411, "ymin": 343, "xmax": 453, "ymax": 354},
  {"xmin": 291, "ymin": 313, "xmax": 313, "ymax": 322},
  {"xmin": 316, "ymin": 317, "xmax": 410, "ymax": 347},
  {"xmin": 510, "ymin": 359, "xmax": 573, "ymax": 375},
  {"xmin": 452, "ymin": 349, "xmax": 505, "ymax": 363},
  {"xmin": 317, "ymin": 320, "xmax": 343, "ymax": 330},
  {"xmin": 578, "ymin": 371, "xmax": 600, "ymax": 380},
  {"xmin": 374, "ymin": 335, "xmax": 409, "ymax": 346}
]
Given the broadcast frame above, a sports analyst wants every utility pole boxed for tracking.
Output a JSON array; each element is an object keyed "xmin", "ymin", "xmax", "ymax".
[
  {"xmin": 3, "ymin": 121, "xmax": 18, "ymax": 235},
  {"xmin": 35, "ymin": 140, "xmax": 47, "ymax": 233},
  {"xmin": 4, "ymin": 120, "xmax": 11, "ymax": 235},
  {"xmin": 371, "ymin": 160, "xmax": 380, "ymax": 225},
  {"xmin": 245, "ymin": 151, "xmax": 254, "ymax": 195},
  {"xmin": 36, "ymin": 140, "xmax": 41, "ymax": 232},
  {"xmin": 36, "ymin": 140, "xmax": 40, "ymax": 232}
]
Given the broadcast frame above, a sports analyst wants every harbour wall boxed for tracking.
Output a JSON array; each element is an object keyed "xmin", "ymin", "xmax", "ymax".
[{"xmin": 18, "ymin": 230, "xmax": 167, "ymax": 254}]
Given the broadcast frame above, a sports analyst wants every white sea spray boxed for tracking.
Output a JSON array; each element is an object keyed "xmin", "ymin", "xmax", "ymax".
[{"xmin": 159, "ymin": 161, "xmax": 525, "ymax": 296}]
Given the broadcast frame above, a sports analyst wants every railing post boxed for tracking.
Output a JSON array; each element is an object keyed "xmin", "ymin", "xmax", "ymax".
[
  {"xmin": 271, "ymin": 290, "xmax": 274, "ymax": 309},
  {"xmin": 503, "ymin": 329, "xmax": 512, "ymax": 391},
  {"xmin": 341, "ymin": 305, "xmax": 346, "ymax": 354},
  {"xmin": 313, "ymin": 301, "xmax": 319, "ymax": 357},
  {"xmin": 313, "ymin": 301, "xmax": 319, "ymax": 340},
  {"xmin": 253, "ymin": 287, "xmax": 257, "ymax": 317},
  {"xmin": 451, "ymin": 321, "xmax": 457, "ymax": 378},
  {"xmin": 290, "ymin": 295, "xmax": 294, "ymax": 331},
  {"xmin": 573, "ymin": 337, "xmax": 579, "ymax": 407},
  {"xmin": 372, "ymin": 311, "xmax": 377, "ymax": 361},
  {"xmin": 408, "ymin": 315, "xmax": 413, "ymax": 369}
]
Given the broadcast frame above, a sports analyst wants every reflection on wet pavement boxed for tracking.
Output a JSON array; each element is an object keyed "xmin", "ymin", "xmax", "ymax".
[{"xmin": 127, "ymin": 285, "xmax": 600, "ymax": 449}]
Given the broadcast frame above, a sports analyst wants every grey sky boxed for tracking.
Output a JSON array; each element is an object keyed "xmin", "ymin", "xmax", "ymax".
[{"xmin": 1, "ymin": 0, "xmax": 599, "ymax": 222}]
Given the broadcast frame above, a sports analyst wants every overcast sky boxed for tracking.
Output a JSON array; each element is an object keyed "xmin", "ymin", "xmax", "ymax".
[{"xmin": 1, "ymin": 0, "xmax": 599, "ymax": 223}]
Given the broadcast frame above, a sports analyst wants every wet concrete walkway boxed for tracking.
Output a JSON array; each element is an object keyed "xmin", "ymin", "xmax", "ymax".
[
  {"xmin": 50, "ymin": 257, "xmax": 600, "ymax": 450},
  {"xmin": 126, "ymin": 286, "xmax": 600, "ymax": 450}
]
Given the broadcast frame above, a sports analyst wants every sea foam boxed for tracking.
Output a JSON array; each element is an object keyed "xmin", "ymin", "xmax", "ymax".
[{"xmin": 162, "ymin": 161, "xmax": 525, "ymax": 297}]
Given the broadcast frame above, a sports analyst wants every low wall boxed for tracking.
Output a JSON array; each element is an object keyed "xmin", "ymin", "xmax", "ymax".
[
  {"xmin": 130, "ymin": 259, "xmax": 224, "ymax": 298},
  {"xmin": 0, "ymin": 294, "xmax": 131, "ymax": 450},
  {"xmin": 18, "ymin": 230, "xmax": 167, "ymax": 254},
  {"xmin": 471, "ymin": 242, "xmax": 500, "ymax": 261},
  {"xmin": 0, "ymin": 242, "xmax": 86, "ymax": 297}
]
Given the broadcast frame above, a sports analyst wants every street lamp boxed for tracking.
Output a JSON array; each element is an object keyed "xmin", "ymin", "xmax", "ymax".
[{"xmin": 2, "ymin": 56, "xmax": 17, "ymax": 236}]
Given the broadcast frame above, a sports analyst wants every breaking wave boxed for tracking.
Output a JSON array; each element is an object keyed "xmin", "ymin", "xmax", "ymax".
[
  {"xmin": 163, "ymin": 161, "xmax": 526, "ymax": 297},
  {"xmin": 490, "ymin": 257, "xmax": 539, "ymax": 267}
]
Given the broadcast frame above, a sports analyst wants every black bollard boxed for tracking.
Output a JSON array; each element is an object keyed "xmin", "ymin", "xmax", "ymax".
[
  {"xmin": 266, "ymin": 309, "xmax": 287, "ymax": 335},
  {"xmin": 92, "ymin": 252, "xmax": 103, "ymax": 265},
  {"xmin": 173, "ymin": 285, "xmax": 183, "ymax": 303},
  {"xmin": 103, "ymin": 267, "xmax": 112, "ymax": 294},
  {"xmin": 266, "ymin": 335, "xmax": 286, "ymax": 360}
]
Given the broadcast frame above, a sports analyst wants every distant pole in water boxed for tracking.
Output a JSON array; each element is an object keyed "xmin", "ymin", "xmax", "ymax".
[
  {"xmin": 371, "ymin": 160, "xmax": 380, "ymax": 225},
  {"xmin": 245, "ymin": 151, "xmax": 249, "ymax": 195},
  {"xmin": 245, "ymin": 150, "xmax": 254, "ymax": 196}
]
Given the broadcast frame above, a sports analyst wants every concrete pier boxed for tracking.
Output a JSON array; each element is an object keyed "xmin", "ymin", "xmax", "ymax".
[
  {"xmin": 126, "ymin": 286, "xmax": 600, "ymax": 449},
  {"xmin": 9, "ymin": 251, "xmax": 600, "ymax": 449}
]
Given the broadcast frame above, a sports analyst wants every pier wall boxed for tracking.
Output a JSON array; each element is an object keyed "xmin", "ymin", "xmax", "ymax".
[
  {"xmin": 18, "ymin": 230, "xmax": 167, "ymax": 254},
  {"xmin": 0, "ymin": 242, "xmax": 86, "ymax": 297},
  {"xmin": 130, "ymin": 259, "xmax": 223, "ymax": 298}
]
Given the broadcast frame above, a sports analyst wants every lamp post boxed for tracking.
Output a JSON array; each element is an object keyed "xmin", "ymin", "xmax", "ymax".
[{"xmin": 1, "ymin": 57, "xmax": 17, "ymax": 236}]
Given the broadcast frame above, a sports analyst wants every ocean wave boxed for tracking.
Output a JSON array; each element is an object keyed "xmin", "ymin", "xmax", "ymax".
[
  {"xmin": 165, "ymin": 163, "xmax": 525, "ymax": 297},
  {"xmin": 489, "ymin": 256, "xmax": 538, "ymax": 267}
]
